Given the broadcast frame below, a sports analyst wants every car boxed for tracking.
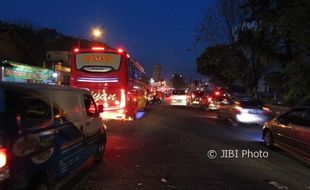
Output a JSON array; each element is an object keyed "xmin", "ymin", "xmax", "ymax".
[
  {"xmin": 0, "ymin": 82, "xmax": 106, "ymax": 190},
  {"xmin": 201, "ymin": 90, "xmax": 227, "ymax": 111},
  {"xmin": 188, "ymin": 91, "xmax": 205, "ymax": 105},
  {"xmin": 170, "ymin": 89, "xmax": 189, "ymax": 106},
  {"xmin": 216, "ymin": 98, "xmax": 271, "ymax": 125},
  {"xmin": 262, "ymin": 107, "xmax": 310, "ymax": 159}
]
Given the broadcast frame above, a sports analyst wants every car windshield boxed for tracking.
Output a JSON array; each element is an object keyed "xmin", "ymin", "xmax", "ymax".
[{"xmin": 172, "ymin": 90, "xmax": 186, "ymax": 95}]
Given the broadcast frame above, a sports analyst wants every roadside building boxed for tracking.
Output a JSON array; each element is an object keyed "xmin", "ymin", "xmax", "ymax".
[
  {"xmin": 152, "ymin": 65, "xmax": 161, "ymax": 82},
  {"xmin": 46, "ymin": 51, "xmax": 71, "ymax": 85}
]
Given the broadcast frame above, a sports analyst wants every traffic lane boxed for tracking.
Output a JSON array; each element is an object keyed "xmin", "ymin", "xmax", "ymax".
[
  {"xmin": 71, "ymin": 104, "xmax": 310, "ymax": 190},
  {"xmin": 170, "ymin": 105, "xmax": 310, "ymax": 189}
]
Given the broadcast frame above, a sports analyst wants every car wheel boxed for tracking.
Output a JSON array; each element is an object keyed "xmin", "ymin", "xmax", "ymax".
[
  {"xmin": 264, "ymin": 130, "xmax": 274, "ymax": 147},
  {"xmin": 94, "ymin": 139, "xmax": 105, "ymax": 163}
]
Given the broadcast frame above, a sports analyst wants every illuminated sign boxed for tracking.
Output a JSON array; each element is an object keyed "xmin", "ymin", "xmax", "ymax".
[
  {"xmin": 91, "ymin": 89, "xmax": 117, "ymax": 103},
  {"xmin": 3, "ymin": 62, "xmax": 52, "ymax": 81},
  {"xmin": 83, "ymin": 55, "xmax": 113, "ymax": 63}
]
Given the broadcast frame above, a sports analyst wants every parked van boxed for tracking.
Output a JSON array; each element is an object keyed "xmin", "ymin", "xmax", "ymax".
[{"xmin": 0, "ymin": 82, "xmax": 106, "ymax": 190}]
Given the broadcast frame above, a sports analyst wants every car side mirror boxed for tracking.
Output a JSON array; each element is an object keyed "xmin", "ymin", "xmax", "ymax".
[{"xmin": 98, "ymin": 105, "xmax": 104, "ymax": 113}]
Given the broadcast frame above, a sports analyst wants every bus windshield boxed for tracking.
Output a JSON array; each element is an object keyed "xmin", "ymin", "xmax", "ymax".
[{"xmin": 76, "ymin": 53, "xmax": 121, "ymax": 72}]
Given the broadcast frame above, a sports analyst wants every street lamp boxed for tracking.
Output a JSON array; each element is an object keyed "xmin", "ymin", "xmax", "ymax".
[{"xmin": 92, "ymin": 28, "xmax": 103, "ymax": 39}]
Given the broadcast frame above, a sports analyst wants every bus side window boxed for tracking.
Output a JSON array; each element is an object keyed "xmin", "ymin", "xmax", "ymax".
[{"xmin": 128, "ymin": 60, "xmax": 133, "ymax": 78}]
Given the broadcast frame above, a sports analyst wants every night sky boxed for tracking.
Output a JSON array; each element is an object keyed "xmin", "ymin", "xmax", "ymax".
[{"xmin": 0, "ymin": 0, "xmax": 215, "ymax": 80}]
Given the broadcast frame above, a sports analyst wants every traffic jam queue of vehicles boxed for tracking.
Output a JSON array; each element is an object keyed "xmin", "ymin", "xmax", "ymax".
[
  {"xmin": 0, "ymin": 82, "xmax": 106, "ymax": 190},
  {"xmin": 70, "ymin": 47, "xmax": 148, "ymax": 121}
]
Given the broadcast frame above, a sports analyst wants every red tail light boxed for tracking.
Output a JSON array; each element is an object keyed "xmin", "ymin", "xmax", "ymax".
[
  {"xmin": 263, "ymin": 107, "xmax": 270, "ymax": 114},
  {"xmin": 92, "ymin": 47, "xmax": 105, "ymax": 51},
  {"xmin": 0, "ymin": 148, "xmax": 7, "ymax": 168},
  {"xmin": 120, "ymin": 89, "xmax": 126, "ymax": 108},
  {"xmin": 215, "ymin": 91, "xmax": 220, "ymax": 96},
  {"xmin": 207, "ymin": 97, "xmax": 212, "ymax": 102},
  {"xmin": 234, "ymin": 106, "xmax": 243, "ymax": 114}
]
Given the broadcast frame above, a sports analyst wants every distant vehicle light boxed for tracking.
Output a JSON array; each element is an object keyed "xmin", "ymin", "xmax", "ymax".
[
  {"xmin": 207, "ymin": 97, "xmax": 212, "ymax": 102},
  {"xmin": 191, "ymin": 94, "xmax": 195, "ymax": 98},
  {"xmin": 126, "ymin": 54, "xmax": 130, "ymax": 58},
  {"xmin": 215, "ymin": 91, "xmax": 220, "ymax": 96},
  {"xmin": 92, "ymin": 47, "xmax": 105, "ymax": 51}
]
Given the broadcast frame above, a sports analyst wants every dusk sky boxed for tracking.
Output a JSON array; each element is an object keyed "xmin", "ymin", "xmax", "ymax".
[{"xmin": 0, "ymin": 0, "xmax": 215, "ymax": 80}]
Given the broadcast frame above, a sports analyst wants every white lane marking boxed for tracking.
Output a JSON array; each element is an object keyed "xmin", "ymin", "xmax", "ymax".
[{"xmin": 268, "ymin": 181, "xmax": 289, "ymax": 190}]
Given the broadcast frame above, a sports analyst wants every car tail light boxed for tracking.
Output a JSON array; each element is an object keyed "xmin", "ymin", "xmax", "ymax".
[
  {"xmin": 263, "ymin": 107, "xmax": 270, "ymax": 114},
  {"xmin": 0, "ymin": 148, "xmax": 7, "ymax": 168},
  {"xmin": 120, "ymin": 89, "xmax": 126, "ymax": 108},
  {"xmin": 215, "ymin": 91, "xmax": 220, "ymax": 96},
  {"xmin": 234, "ymin": 106, "xmax": 243, "ymax": 114}
]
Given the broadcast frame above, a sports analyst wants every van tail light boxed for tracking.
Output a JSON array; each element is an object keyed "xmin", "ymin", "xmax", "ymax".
[
  {"xmin": 234, "ymin": 106, "xmax": 243, "ymax": 114},
  {"xmin": 0, "ymin": 148, "xmax": 8, "ymax": 168},
  {"xmin": 120, "ymin": 89, "xmax": 126, "ymax": 108}
]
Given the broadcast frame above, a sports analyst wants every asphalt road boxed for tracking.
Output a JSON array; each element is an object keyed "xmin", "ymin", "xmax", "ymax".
[{"xmin": 70, "ymin": 103, "xmax": 310, "ymax": 190}]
